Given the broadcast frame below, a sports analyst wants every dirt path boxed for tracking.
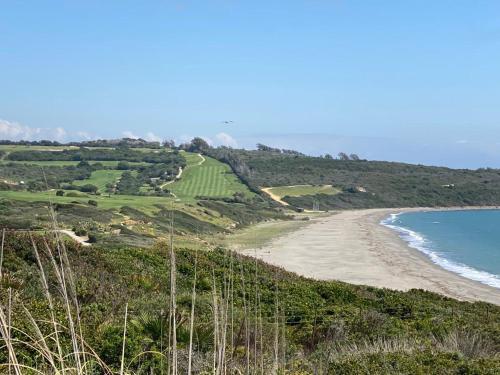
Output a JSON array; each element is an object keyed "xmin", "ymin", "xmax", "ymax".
[
  {"xmin": 161, "ymin": 167, "xmax": 183, "ymax": 188},
  {"xmin": 261, "ymin": 185, "xmax": 327, "ymax": 212},
  {"xmin": 58, "ymin": 229, "xmax": 91, "ymax": 247},
  {"xmin": 161, "ymin": 153, "xmax": 205, "ymax": 189},
  {"xmin": 261, "ymin": 187, "xmax": 290, "ymax": 206},
  {"xmin": 196, "ymin": 153, "xmax": 206, "ymax": 166}
]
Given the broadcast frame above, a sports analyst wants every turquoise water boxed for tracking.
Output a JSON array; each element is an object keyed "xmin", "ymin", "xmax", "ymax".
[{"xmin": 382, "ymin": 210, "xmax": 500, "ymax": 288}]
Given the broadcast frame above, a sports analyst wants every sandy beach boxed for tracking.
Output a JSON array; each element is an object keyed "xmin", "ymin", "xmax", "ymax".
[{"xmin": 236, "ymin": 208, "xmax": 500, "ymax": 305}]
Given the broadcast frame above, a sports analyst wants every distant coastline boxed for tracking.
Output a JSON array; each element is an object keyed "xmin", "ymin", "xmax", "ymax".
[{"xmin": 235, "ymin": 207, "xmax": 500, "ymax": 305}]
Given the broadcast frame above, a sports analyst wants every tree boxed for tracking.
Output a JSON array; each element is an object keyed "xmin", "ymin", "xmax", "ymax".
[
  {"xmin": 324, "ymin": 154, "xmax": 333, "ymax": 159},
  {"xmin": 162, "ymin": 139, "xmax": 175, "ymax": 148},
  {"xmin": 257, "ymin": 144, "xmax": 281, "ymax": 153},
  {"xmin": 338, "ymin": 152, "xmax": 350, "ymax": 161},
  {"xmin": 77, "ymin": 160, "xmax": 90, "ymax": 168},
  {"xmin": 188, "ymin": 137, "xmax": 210, "ymax": 153},
  {"xmin": 56, "ymin": 190, "xmax": 65, "ymax": 196},
  {"xmin": 350, "ymin": 153, "xmax": 360, "ymax": 161}
]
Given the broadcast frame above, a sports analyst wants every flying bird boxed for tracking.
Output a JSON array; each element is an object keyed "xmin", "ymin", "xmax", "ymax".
[{"xmin": 221, "ymin": 120, "xmax": 234, "ymax": 125}]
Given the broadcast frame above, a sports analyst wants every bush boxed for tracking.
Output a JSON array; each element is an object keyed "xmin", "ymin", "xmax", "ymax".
[
  {"xmin": 79, "ymin": 184, "xmax": 98, "ymax": 194},
  {"xmin": 66, "ymin": 192, "xmax": 87, "ymax": 197},
  {"xmin": 56, "ymin": 190, "xmax": 65, "ymax": 196},
  {"xmin": 88, "ymin": 199, "xmax": 98, "ymax": 207},
  {"xmin": 117, "ymin": 161, "xmax": 130, "ymax": 170},
  {"xmin": 87, "ymin": 233, "xmax": 97, "ymax": 243},
  {"xmin": 73, "ymin": 227, "xmax": 87, "ymax": 236}
]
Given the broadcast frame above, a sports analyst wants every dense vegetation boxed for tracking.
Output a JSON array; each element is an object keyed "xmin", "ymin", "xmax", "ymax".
[
  {"xmin": 0, "ymin": 137, "xmax": 170, "ymax": 149},
  {"xmin": 1, "ymin": 232, "xmax": 498, "ymax": 373},
  {"xmin": 1, "ymin": 154, "xmax": 185, "ymax": 196},
  {"xmin": 0, "ymin": 162, "xmax": 94, "ymax": 190},
  {"xmin": 197, "ymin": 197, "xmax": 289, "ymax": 227},
  {"xmin": 7, "ymin": 147, "xmax": 184, "ymax": 164},
  {"xmin": 208, "ymin": 148, "xmax": 500, "ymax": 209}
]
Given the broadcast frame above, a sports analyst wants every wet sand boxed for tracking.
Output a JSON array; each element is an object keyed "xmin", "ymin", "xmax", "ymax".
[{"xmin": 237, "ymin": 208, "xmax": 500, "ymax": 305}]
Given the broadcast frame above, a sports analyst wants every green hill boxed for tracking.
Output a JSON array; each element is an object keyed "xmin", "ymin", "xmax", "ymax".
[
  {"xmin": 168, "ymin": 153, "xmax": 254, "ymax": 201},
  {"xmin": 208, "ymin": 148, "xmax": 500, "ymax": 209}
]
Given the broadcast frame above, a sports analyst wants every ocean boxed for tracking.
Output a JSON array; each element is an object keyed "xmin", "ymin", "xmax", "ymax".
[{"xmin": 382, "ymin": 209, "xmax": 500, "ymax": 289}]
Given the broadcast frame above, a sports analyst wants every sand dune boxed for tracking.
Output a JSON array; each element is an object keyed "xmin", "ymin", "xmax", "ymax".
[{"xmin": 237, "ymin": 208, "xmax": 500, "ymax": 305}]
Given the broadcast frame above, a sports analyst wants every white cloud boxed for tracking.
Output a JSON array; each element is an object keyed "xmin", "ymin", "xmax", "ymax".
[
  {"xmin": 203, "ymin": 136, "xmax": 213, "ymax": 146},
  {"xmin": 0, "ymin": 119, "xmax": 69, "ymax": 141},
  {"xmin": 122, "ymin": 130, "xmax": 140, "ymax": 139},
  {"xmin": 145, "ymin": 132, "xmax": 162, "ymax": 142},
  {"xmin": 0, "ymin": 119, "xmax": 41, "ymax": 140},
  {"xmin": 177, "ymin": 134, "xmax": 193, "ymax": 144},
  {"xmin": 215, "ymin": 132, "xmax": 238, "ymax": 147},
  {"xmin": 54, "ymin": 127, "xmax": 67, "ymax": 141}
]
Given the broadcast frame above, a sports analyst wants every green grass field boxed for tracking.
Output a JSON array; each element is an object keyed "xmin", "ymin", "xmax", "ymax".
[
  {"xmin": 169, "ymin": 153, "xmax": 253, "ymax": 200},
  {"xmin": 180, "ymin": 151, "xmax": 205, "ymax": 166},
  {"xmin": 265, "ymin": 184, "xmax": 340, "ymax": 198},
  {"xmin": 0, "ymin": 145, "xmax": 80, "ymax": 152},
  {"xmin": 0, "ymin": 149, "xmax": 253, "ymax": 219},
  {"xmin": 0, "ymin": 190, "xmax": 234, "ymax": 230},
  {"xmin": 73, "ymin": 170, "xmax": 124, "ymax": 192},
  {"xmin": 0, "ymin": 189, "xmax": 174, "ymax": 215}
]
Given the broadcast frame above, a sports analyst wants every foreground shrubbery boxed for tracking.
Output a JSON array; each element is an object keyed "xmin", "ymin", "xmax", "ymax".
[{"xmin": 0, "ymin": 231, "xmax": 499, "ymax": 373}]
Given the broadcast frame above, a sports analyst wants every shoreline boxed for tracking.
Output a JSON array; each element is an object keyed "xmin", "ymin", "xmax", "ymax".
[{"xmin": 234, "ymin": 207, "xmax": 500, "ymax": 305}]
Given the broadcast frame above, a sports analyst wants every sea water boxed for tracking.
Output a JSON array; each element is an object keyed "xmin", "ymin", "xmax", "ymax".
[{"xmin": 381, "ymin": 209, "xmax": 500, "ymax": 289}]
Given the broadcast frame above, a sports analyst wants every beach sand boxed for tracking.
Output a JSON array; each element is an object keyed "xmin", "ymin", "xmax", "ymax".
[{"xmin": 236, "ymin": 208, "xmax": 500, "ymax": 305}]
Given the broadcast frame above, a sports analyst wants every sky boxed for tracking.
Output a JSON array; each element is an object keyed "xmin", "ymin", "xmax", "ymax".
[{"xmin": 1, "ymin": 1, "xmax": 500, "ymax": 168}]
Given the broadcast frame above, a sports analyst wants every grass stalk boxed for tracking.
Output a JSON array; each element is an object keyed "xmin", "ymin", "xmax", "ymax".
[
  {"xmin": 30, "ymin": 234, "xmax": 66, "ymax": 374},
  {"xmin": 120, "ymin": 303, "xmax": 128, "ymax": 375},
  {"xmin": 239, "ymin": 263, "xmax": 249, "ymax": 375},
  {"xmin": 212, "ymin": 269, "xmax": 219, "ymax": 374},
  {"xmin": 0, "ymin": 228, "xmax": 4, "ymax": 279},
  {"xmin": 273, "ymin": 291, "xmax": 279, "ymax": 374},
  {"xmin": 187, "ymin": 248, "xmax": 198, "ymax": 375},
  {"xmin": 168, "ymin": 209, "xmax": 177, "ymax": 375},
  {"xmin": 0, "ymin": 302, "xmax": 21, "ymax": 375},
  {"xmin": 8, "ymin": 287, "xmax": 12, "ymax": 375}
]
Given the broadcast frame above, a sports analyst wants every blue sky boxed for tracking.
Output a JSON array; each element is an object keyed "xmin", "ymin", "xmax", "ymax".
[{"xmin": 1, "ymin": 1, "xmax": 500, "ymax": 167}]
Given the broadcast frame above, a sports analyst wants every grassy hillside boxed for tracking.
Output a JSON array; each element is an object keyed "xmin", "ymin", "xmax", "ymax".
[
  {"xmin": 169, "ymin": 153, "xmax": 254, "ymax": 201},
  {"xmin": 0, "ymin": 144, "xmax": 78, "ymax": 152},
  {"xmin": 209, "ymin": 148, "xmax": 500, "ymax": 209},
  {"xmin": 1, "ymin": 231, "xmax": 499, "ymax": 373},
  {"xmin": 73, "ymin": 169, "xmax": 124, "ymax": 192},
  {"xmin": 0, "ymin": 146, "xmax": 288, "ymax": 247},
  {"xmin": 264, "ymin": 184, "xmax": 339, "ymax": 197}
]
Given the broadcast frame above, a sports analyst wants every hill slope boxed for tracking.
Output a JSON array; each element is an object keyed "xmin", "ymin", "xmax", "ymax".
[
  {"xmin": 1, "ymin": 232, "xmax": 499, "ymax": 373},
  {"xmin": 208, "ymin": 148, "xmax": 500, "ymax": 209}
]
